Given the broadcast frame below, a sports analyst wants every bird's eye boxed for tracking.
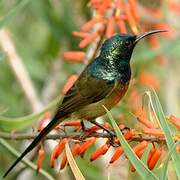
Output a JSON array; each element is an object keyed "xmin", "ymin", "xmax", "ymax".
[{"xmin": 124, "ymin": 40, "xmax": 132, "ymax": 47}]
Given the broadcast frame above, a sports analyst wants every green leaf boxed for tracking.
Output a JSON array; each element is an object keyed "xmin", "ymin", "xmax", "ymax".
[
  {"xmin": 160, "ymin": 140, "xmax": 180, "ymax": 180},
  {"xmin": 0, "ymin": 0, "xmax": 30, "ymax": 27},
  {"xmin": 103, "ymin": 105, "xmax": 158, "ymax": 180},
  {"xmin": 0, "ymin": 138, "xmax": 55, "ymax": 180},
  {"xmin": 65, "ymin": 142, "xmax": 85, "ymax": 180},
  {"xmin": 0, "ymin": 96, "xmax": 60, "ymax": 131},
  {"xmin": 152, "ymin": 90, "xmax": 180, "ymax": 179}
]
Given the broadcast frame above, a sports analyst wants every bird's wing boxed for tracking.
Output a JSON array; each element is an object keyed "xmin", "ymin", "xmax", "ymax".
[{"xmin": 56, "ymin": 69, "xmax": 116, "ymax": 116}]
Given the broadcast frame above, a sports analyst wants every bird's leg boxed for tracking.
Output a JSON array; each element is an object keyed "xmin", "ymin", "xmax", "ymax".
[
  {"xmin": 89, "ymin": 120, "xmax": 115, "ymax": 137},
  {"xmin": 89, "ymin": 120, "xmax": 120, "ymax": 147},
  {"xmin": 79, "ymin": 121, "xmax": 86, "ymax": 142},
  {"xmin": 81, "ymin": 121, "xmax": 86, "ymax": 131}
]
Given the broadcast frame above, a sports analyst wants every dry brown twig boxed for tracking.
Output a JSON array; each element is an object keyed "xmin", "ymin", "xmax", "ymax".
[{"xmin": 0, "ymin": 29, "xmax": 43, "ymax": 112}]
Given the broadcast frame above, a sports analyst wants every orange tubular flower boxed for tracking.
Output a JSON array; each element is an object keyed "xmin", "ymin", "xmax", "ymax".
[
  {"xmin": 80, "ymin": 18, "xmax": 99, "ymax": 32},
  {"xmin": 115, "ymin": 0, "xmax": 124, "ymax": 9},
  {"xmin": 60, "ymin": 143, "xmax": 81, "ymax": 169},
  {"xmin": 72, "ymin": 31, "xmax": 90, "ymax": 39},
  {"xmin": 169, "ymin": 1, "xmax": 180, "ymax": 15},
  {"xmin": 50, "ymin": 138, "xmax": 67, "ymax": 168},
  {"xmin": 91, "ymin": 0, "xmax": 104, "ymax": 10},
  {"xmin": 117, "ymin": 19, "xmax": 127, "ymax": 33},
  {"xmin": 104, "ymin": 122, "xmax": 113, "ymax": 130},
  {"xmin": 62, "ymin": 74, "xmax": 78, "ymax": 95},
  {"xmin": 79, "ymin": 137, "xmax": 97, "ymax": 157},
  {"xmin": 135, "ymin": 108, "xmax": 155, "ymax": 128},
  {"xmin": 147, "ymin": 147, "xmax": 156, "ymax": 165},
  {"xmin": 110, "ymin": 146, "xmax": 124, "ymax": 163},
  {"xmin": 37, "ymin": 145, "xmax": 45, "ymax": 173},
  {"xmin": 132, "ymin": 141, "xmax": 148, "ymax": 153},
  {"xmin": 148, "ymin": 148, "xmax": 161, "ymax": 170},
  {"xmin": 168, "ymin": 115, "xmax": 180, "ymax": 130},
  {"xmin": 123, "ymin": 129, "xmax": 135, "ymax": 140},
  {"xmin": 90, "ymin": 141, "xmax": 110, "ymax": 161},
  {"xmin": 124, "ymin": 3, "xmax": 138, "ymax": 34},
  {"xmin": 142, "ymin": 127, "xmax": 164, "ymax": 138},
  {"xmin": 97, "ymin": 0, "xmax": 112, "ymax": 15},
  {"xmin": 106, "ymin": 16, "xmax": 115, "ymax": 38},
  {"xmin": 63, "ymin": 120, "xmax": 81, "ymax": 127},
  {"xmin": 129, "ymin": 0, "xmax": 140, "ymax": 23},
  {"xmin": 63, "ymin": 51, "xmax": 86, "ymax": 63},
  {"xmin": 139, "ymin": 72, "xmax": 160, "ymax": 90},
  {"xmin": 79, "ymin": 32, "xmax": 99, "ymax": 48}
]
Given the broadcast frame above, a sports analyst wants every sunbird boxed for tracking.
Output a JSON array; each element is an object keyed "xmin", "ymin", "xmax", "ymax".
[{"xmin": 3, "ymin": 29, "xmax": 167, "ymax": 178}]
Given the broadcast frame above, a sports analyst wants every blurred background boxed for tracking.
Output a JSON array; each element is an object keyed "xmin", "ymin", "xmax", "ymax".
[{"xmin": 0, "ymin": 0, "xmax": 180, "ymax": 180}]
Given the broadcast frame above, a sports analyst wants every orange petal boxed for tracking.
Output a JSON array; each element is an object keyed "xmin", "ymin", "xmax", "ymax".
[
  {"xmin": 80, "ymin": 18, "xmax": 99, "ymax": 32},
  {"xmin": 79, "ymin": 32, "xmax": 99, "ymax": 48},
  {"xmin": 60, "ymin": 143, "xmax": 81, "ymax": 169},
  {"xmin": 123, "ymin": 129, "xmax": 135, "ymax": 140},
  {"xmin": 37, "ymin": 145, "xmax": 45, "ymax": 173},
  {"xmin": 110, "ymin": 146, "xmax": 124, "ymax": 163},
  {"xmin": 79, "ymin": 138, "xmax": 96, "ymax": 157},
  {"xmin": 50, "ymin": 138, "xmax": 67, "ymax": 168},
  {"xmin": 106, "ymin": 16, "xmax": 115, "ymax": 38},
  {"xmin": 124, "ymin": 3, "xmax": 138, "ymax": 34},
  {"xmin": 90, "ymin": 142, "xmax": 110, "ymax": 161},
  {"xmin": 63, "ymin": 51, "xmax": 86, "ymax": 62},
  {"xmin": 169, "ymin": 2, "xmax": 180, "ymax": 15},
  {"xmin": 147, "ymin": 147, "xmax": 156, "ymax": 165},
  {"xmin": 132, "ymin": 141, "xmax": 148, "ymax": 153},
  {"xmin": 139, "ymin": 72, "xmax": 160, "ymax": 90},
  {"xmin": 63, "ymin": 120, "xmax": 81, "ymax": 127},
  {"xmin": 115, "ymin": 0, "xmax": 124, "ymax": 9},
  {"xmin": 135, "ymin": 108, "xmax": 155, "ymax": 128},
  {"xmin": 142, "ymin": 127, "xmax": 164, "ymax": 137},
  {"xmin": 168, "ymin": 115, "xmax": 180, "ymax": 130},
  {"xmin": 148, "ymin": 148, "xmax": 161, "ymax": 170},
  {"xmin": 62, "ymin": 74, "xmax": 78, "ymax": 95},
  {"xmin": 117, "ymin": 19, "xmax": 127, "ymax": 33},
  {"xmin": 129, "ymin": 0, "xmax": 140, "ymax": 22},
  {"xmin": 97, "ymin": 0, "xmax": 112, "ymax": 15},
  {"xmin": 72, "ymin": 31, "xmax": 90, "ymax": 39}
]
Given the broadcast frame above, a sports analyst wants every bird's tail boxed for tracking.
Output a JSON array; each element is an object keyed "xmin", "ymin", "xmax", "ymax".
[{"xmin": 3, "ymin": 112, "xmax": 66, "ymax": 178}]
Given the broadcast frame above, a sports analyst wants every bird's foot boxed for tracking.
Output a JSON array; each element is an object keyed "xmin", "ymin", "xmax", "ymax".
[
  {"xmin": 79, "ymin": 131, "xmax": 85, "ymax": 142},
  {"xmin": 109, "ymin": 126, "xmax": 130, "ymax": 147},
  {"xmin": 89, "ymin": 120, "xmax": 116, "ymax": 137},
  {"xmin": 109, "ymin": 138, "xmax": 119, "ymax": 147}
]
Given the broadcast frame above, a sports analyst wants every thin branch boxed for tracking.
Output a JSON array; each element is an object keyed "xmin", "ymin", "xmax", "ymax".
[
  {"xmin": 0, "ymin": 131, "xmax": 172, "ymax": 143},
  {"xmin": 0, "ymin": 29, "xmax": 43, "ymax": 112}
]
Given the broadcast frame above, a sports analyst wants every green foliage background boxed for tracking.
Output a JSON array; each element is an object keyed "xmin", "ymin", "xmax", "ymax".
[{"xmin": 0, "ymin": 1, "xmax": 179, "ymax": 180}]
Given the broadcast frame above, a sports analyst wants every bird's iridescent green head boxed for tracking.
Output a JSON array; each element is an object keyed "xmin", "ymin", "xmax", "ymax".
[{"xmin": 100, "ymin": 30, "xmax": 167, "ymax": 62}]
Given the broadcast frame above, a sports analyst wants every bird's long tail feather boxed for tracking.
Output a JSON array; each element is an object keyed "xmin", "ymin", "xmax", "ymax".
[{"xmin": 3, "ymin": 112, "xmax": 66, "ymax": 178}]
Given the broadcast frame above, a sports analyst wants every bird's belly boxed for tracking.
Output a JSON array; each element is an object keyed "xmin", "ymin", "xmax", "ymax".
[{"xmin": 72, "ymin": 82, "xmax": 129, "ymax": 120}]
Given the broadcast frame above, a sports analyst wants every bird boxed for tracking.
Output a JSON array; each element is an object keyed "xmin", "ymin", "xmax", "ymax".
[{"xmin": 3, "ymin": 29, "xmax": 167, "ymax": 178}]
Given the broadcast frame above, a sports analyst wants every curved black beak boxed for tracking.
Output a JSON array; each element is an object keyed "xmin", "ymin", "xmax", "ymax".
[{"xmin": 134, "ymin": 29, "xmax": 168, "ymax": 44}]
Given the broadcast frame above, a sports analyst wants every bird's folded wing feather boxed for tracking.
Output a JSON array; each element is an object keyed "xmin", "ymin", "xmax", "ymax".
[{"xmin": 56, "ymin": 70, "xmax": 116, "ymax": 116}]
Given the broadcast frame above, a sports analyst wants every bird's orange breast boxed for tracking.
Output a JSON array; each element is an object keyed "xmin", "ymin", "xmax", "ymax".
[{"xmin": 72, "ymin": 82, "xmax": 130, "ymax": 120}]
